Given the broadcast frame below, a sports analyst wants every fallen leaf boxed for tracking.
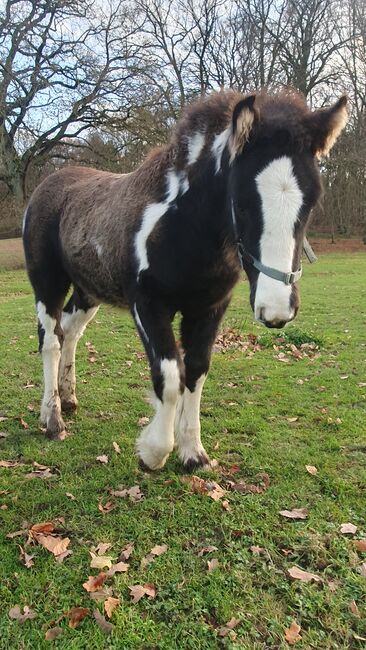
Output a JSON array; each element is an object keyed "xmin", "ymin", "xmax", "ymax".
[
  {"xmin": 287, "ymin": 417, "xmax": 299, "ymax": 422},
  {"xmin": 288, "ymin": 566, "xmax": 321, "ymax": 583},
  {"xmin": 55, "ymin": 549, "xmax": 73, "ymax": 563},
  {"xmin": 354, "ymin": 634, "xmax": 366, "ymax": 641},
  {"xmin": 34, "ymin": 534, "xmax": 70, "ymax": 558},
  {"xmin": 207, "ymin": 558, "xmax": 219, "ymax": 572},
  {"xmin": 18, "ymin": 545, "xmax": 35, "ymax": 568},
  {"xmin": 250, "ymin": 545, "xmax": 264, "ymax": 556},
  {"xmin": 94, "ymin": 609, "xmax": 114, "ymax": 634},
  {"xmin": 18, "ymin": 418, "xmax": 29, "ymax": 429},
  {"xmin": 94, "ymin": 542, "xmax": 112, "ymax": 555},
  {"xmin": 197, "ymin": 545, "xmax": 218, "ymax": 557},
  {"xmin": 6, "ymin": 529, "xmax": 27, "ymax": 539},
  {"xmin": 90, "ymin": 552, "xmax": 113, "ymax": 570},
  {"xmin": 104, "ymin": 596, "xmax": 120, "ymax": 618},
  {"xmin": 349, "ymin": 600, "xmax": 360, "ymax": 617},
  {"xmin": 83, "ymin": 572, "xmax": 107, "ymax": 592},
  {"xmin": 68, "ymin": 607, "xmax": 90, "ymax": 628},
  {"xmin": 138, "ymin": 417, "xmax": 150, "ymax": 427},
  {"xmin": 98, "ymin": 501, "xmax": 116, "ymax": 514},
  {"xmin": 26, "ymin": 468, "xmax": 55, "ymax": 480},
  {"xmin": 305, "ymin": 465, "xmax": 318, "ymax": 475},
  {"xmin": 340, "ymin": 523, "xmax": 357, "ymax": 535},
  {"xmin": 89, "ymin": 587, "xmax": 114, "ymax": 602},
  {"xmin": 353, "ymin": 539, "xmax": 366, "ymax": 552},
  {"xmin": 222, "ymin": 500, "xmax": 231, "ymax": 511},
  {"xmin": 0, "ymin": 460, "xmax": 24, "ymax": 468},
  {"xmin": 107, "ymin": 561, "xmax": 129, "ymax": 576},
  {"xmin": 112, "ymin": 441, "xmax": 121, "ymax": 454},
  {"xmin": 30, "ymin": 522, "xmax": 55, "ymax": 535},
  {"xmin": 127, "ymin": 485, "xmax": 143, "ymax": 502},
  {"xmin": 150, "ymin": 544, "xmax": 168, "ymax": 557},
  {"xmin": 217, "ymin": 617, "xmax": 241, "ymax": 637},
  {"xmin": 359, "ymin": 562, "xmax": 366, "ymax": 577},
  {"xmin": 284, "ymin": 621, "xmax": 302, "ymax": 645},
  {"xmin": 279, "ymin": 508, "xmax": 308, "ymax": 520},
  {"xmin": 66, "ymin": 492, "xmax": 76, "ymax": 500},
  {"xmin": 118, "ymin": 542, "xmax": 134, "ymax": 561},
  {"xmin": 9, "ymin": 605, "xmax": 37, "ymax": 623},
  {"xmin": 45, "ymin": 627, "xmax": 63, "ymax": 640},
  {"xmin": 96, "ymin": 455, "xmax": 108, "ymax": 464},
  {"xmin": 129, "ymin": 583, "xmax": 156, "ymax": 603}
]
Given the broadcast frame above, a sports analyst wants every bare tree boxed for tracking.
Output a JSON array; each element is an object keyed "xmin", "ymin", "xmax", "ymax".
[{"xmin": 0, "ymin": 0, "xmax": 146, "ymax": 204}]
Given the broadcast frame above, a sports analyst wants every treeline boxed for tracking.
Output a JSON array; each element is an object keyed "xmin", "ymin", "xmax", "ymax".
[{"xmin": 0, "ymin": 0, "xmax": 365, "ymax": 239}]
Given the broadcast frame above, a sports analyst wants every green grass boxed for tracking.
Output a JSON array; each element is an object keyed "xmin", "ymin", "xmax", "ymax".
[{"xmin": 0, "ymin": 253, "xmax": 365, "ymax": 649}]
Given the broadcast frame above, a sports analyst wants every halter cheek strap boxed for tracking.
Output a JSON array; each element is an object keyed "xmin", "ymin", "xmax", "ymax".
[{"xmin": 231, "ymin": 201, "xmax": 316, "ymax": 286}]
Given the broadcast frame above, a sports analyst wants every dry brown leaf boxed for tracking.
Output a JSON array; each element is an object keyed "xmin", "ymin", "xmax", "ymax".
[
  {"xmin": 279, "ymin": 508, "xmax": 308, "ymax": 520},
  {"xmin": 340, "ymin": 523, "xmax": 357, "ymax": 535},
  {"xmin": 107, "ymin": 561, "xmax": 129, "ymax": 576},
  {"xmin": 30, "ymin": 522, "xmax": 55, "ymax": 536},
  {"xmin": 138, "ymin": 417, "xmax": 150, "ymax": 427},
  {"xmin": 83, "ymin": 572, "xmax": 107, "ymax": 593},
  {"xmin": 150, "ymin": 544, "xmax": 168, "ymax": 557},
  {"xmin": 94, "ymin": 542, "xmax": 112, "ymax": 555},
  {"xmin": 197, "ymin": 545, "xmax": 218, "ymax": 557},
  {"xmin": 250, "ymin": 545, "xmax": 264, "ymax": 556},
  {"xmin": 288, "ymin": 566, "xmax": 321, "ymax": 583},
  {"xmin": 359, "ymin": 562, "xmax": 366, "ymax": 577},
  {"xmin": 349, "ymin": 600, "xmax": 360, "ymax": 617},
  {"xmin": 18, "ymin": 545, "xmax": 35, "ymax": 568},
  {"xmin": 55, "ymin": 549, "xmax": 73, "ymax": 563},
  {"xmin": 9, "ymin": 605, "xmax": 37, "ymax": 623},
  {"xmin": 89, "ymin": 587, "xmax": 114, "ymax": 602},
  {"xmin": 66, "ymin": 492, "xmax": 76, "ymax": 500},
  {"xmin": 119, "ymin": 542, "xmax": 134, "ymax": 561},
  {"xmin": 129, "ymin": 583, "xmax": 156, "ymax": 603},
  {"xmin": 68, "ymin": 607, "xmax": 90, "ymax": 628},
  {"xmin": 128, "ymin": 485, "xmax": 143, "ymax": 502},
  {"xmin": 207, "ymin": 558, "xmax": 219, "ymax": 572},
  {"xmin": 287, "ymin": 417, "xmax": 299, "ymax": 422},
  {"xmin": 112, "ymin": 441, "xmax": 121, "ymax": 454},
  {"xmin": 26, "ymin": 468, "xmax": 55, "ymax": 480},
  {"xmin": 353, "ymin": 539, "xmax": 366, "ymax": 553},
  {"xmin": 217, "ymin": 617, "xmax": 241, "ymax": 637},
  {"xmin": 18, "ymin": 418, "xmax": 29, "ymax": 429},
  {"xmin": 96, "ymin": 455, "xmax": 108, "ymax": 464},
  {"xmin": 284, "ymin": 621, "xmax": 302, "ymax": 645},
  {"xmin": 45, "ymin": 626, "xmax": 63, "ymax": 640},
  {"xmin": 34, "ymin": 533, "xmax": 70, "ymax": 557},
  {"xmin": 6, "ymin": 529, "xmax": 27, "ymax": 539},
  {"xmin": 305, "ymin": 465, "xmax": 318, "ymax": 475},
  {"xmin": 104, "ymin": 596, "xmax": 120, "ymax": 618},
  {"xmin": 94, "ymin": 609, "xmax": 114, "ymax": 634},
  {"xmin": 0, "ymin": 459, "xmax": 24, "ymax": 468},
  {"xmin": 90, "ymin": 552, "xmax": 113, "ymax": 570},
  {"xmin": 98, "ymin": 501, "xmax": 116, "ymax": 514}
]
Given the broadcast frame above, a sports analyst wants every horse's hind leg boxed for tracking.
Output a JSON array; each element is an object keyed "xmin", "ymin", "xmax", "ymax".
[{"xmin": 59, "ymin": 289, "xmax": 99, "ymax": 412}]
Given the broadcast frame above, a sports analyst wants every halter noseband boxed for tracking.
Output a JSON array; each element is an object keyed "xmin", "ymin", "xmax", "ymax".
[{"xmin": 231, "ymin": 201, "xmax": 316, "ymax": 285}]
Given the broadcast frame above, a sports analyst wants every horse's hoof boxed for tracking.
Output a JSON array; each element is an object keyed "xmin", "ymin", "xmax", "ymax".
[
  {"xmin": 46, "ymin": 408, "xmax": 66, "ymax": 440},
  {"xmin": 183, "ymin": 453, "xmax": 211, "ymax": 473},
  {"xmin": 61, "ymin": 397, "xmax": 78, "ymax": 413}
]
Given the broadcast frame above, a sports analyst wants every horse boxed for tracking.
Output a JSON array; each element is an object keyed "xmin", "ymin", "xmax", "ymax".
[{"xmin": 22, "ymin": 89, "xmax": 347, "ymax": 471}]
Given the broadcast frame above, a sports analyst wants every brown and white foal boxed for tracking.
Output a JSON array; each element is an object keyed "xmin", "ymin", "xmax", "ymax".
[{"xmin": 23, "ymin": 90, "xmax": 347, "ymax": 470}]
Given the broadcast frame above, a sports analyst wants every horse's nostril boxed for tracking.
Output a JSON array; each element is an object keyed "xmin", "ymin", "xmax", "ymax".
[{"xmin": 264, "ymin": 319, "xmax": 287, "ymax": 329}]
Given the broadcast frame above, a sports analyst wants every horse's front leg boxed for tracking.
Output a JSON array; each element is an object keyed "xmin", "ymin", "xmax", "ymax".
[
  {"xmin": 176, "ymin": 300, "xmax": 230, "ymax": 471},
  {"xmin": 132, "ymin": 293, "xmax": 184, "ymax": 470}
]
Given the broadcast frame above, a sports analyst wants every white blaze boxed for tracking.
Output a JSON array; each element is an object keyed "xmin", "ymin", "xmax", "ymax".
[{"xmin": 255, "ymin": 157, "xmax": 303, "ymax": 323}]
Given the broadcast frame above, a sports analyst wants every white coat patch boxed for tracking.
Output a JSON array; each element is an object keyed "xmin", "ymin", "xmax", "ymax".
[
  {"xmin": 254, "ymin": 156, "xmax": 303, "ymax": 323},
  {"xmin": 187, "ymin": 132, "xmax": 205, "ymax": 165},
  {"xmin": 211, "ymin": 127, "xmax": 230, "ymax": 174},
  {"xmin": 135, "ymin": 170, "xmax": 187, "ymax": 274}
]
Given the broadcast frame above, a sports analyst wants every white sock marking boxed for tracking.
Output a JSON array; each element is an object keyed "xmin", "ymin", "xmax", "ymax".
[
  {"xmin": 175, "ymin": 374, "xmax": 207, "ymax": 464},
  {"xmin": 255, "ymin": 156, "xmax": 303, "ymax": 322},
  {"xmin": 136, "ymin": 358, "xmax": 181, "ymax": 469},
  {"xmin": 37, "ymin": 302, "xmax": 62, "ymax": 424}
]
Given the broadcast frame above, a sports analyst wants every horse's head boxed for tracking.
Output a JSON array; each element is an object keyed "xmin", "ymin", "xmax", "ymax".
[{"xmin": 228, "ymin": 92, "xmax": 347, "ymax": 328}]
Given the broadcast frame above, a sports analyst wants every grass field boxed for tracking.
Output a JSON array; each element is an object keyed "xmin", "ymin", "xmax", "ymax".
[{"xmin": 0, "ymin": 253, "xmax": 365, "ymax": 649}]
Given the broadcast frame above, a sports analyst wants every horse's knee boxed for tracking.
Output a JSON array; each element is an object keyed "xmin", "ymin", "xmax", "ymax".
[{"xmin": 152, "ymin": 357, "xmax": 184, "ymax": 402}]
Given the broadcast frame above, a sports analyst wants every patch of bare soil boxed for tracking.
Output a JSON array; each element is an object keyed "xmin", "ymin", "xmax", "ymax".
[{"xmin": 309, "ymin": 238, "xmax": 365, "ymax": 254}]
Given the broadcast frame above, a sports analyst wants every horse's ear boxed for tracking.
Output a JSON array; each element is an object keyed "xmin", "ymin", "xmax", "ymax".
[
  {"xmin": 308, "ymin": 96, "xmax": 348, "ymax": 159},
  {"xmin": 230, "ymin": 95, "xmax": 257, "ymax": 161}
]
